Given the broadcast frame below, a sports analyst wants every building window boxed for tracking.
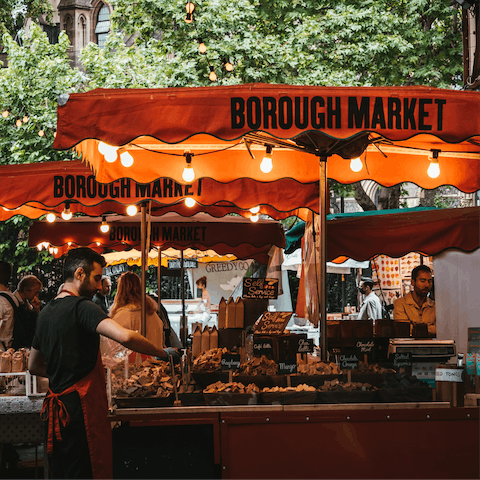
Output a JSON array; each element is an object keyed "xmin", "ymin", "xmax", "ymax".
[
  {"xmin": 42, "ymin": 24, "xmax": 60, "ymax": 44},
  {"xmin": 79, "ymin": 16, "xmax": 87, "ymax": 48},
  {"xmin": 64, "ymin": 15, "xmax": 74, "ymax": 46},
  {"xmin": 95, "ymin": 4, "xmax": 110, "ymax": 48}
]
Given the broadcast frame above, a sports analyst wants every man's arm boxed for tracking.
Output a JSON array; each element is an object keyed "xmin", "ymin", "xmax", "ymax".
[
  {"xmin": 96, "ymin": 318, "xmax": 169, "ymax": 359},
  {"xmin": 28, "ymin": 347, "xmax": 47, "ymax": 377}
]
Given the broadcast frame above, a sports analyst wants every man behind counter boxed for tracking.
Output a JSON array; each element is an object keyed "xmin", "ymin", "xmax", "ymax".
[
  {"xmin": 393, "ymin": 264, "xmax": 436, "ymax": 336},
  {"xmin": 356, "ymin": 277, "xmax": 383, "ymax": 321}
]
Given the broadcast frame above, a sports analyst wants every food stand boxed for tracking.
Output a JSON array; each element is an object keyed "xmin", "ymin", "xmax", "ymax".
[{"xmin": 11, "ymin": 84, "xmax": 480, "ymax": 478}]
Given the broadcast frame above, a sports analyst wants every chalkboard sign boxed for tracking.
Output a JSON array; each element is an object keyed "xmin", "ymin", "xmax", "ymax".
[
  {"xmin": 253, "ymin": 337, "xmax": 273, "ymax": 356},
  {"xmin": 221, "ymin": 354, "xmax": 241, "ymax": 370},
  {"xmin": 254, "ymin": 311, "xmax": 293, "ymax": 335},
  {"xmin": 103, "ymin": 263, "xmax": 128, "ymax": 276},
  {"xmin": 243, "ymin": 278, "xmax": 279, "ymax": 299},
  {"xmin": 168, "ymin": 259, "xmax": 198, "ymax": 269},
  {"xmin": 339, "ymin": 354, "xmax": 359, "ymax": 370},
  {"xmin": 297, "ymin": 338, "xmax": 314, "ymax": 354},
  {"xmin": 278, "ymin": 361, "xmax": 297, "ymax": 375},
  {"xmin": 393, "ymin": 352, "xmax": 413, "ymax": 368},
  {"xmin": 355, "ymin": 339, "xmax": 375, "ymax": 355}
]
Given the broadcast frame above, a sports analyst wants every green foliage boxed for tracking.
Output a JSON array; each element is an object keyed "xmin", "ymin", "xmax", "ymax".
[
  {"xmin": 0, "ymin": 24, "xmax": 85, "ymax": 165},
  {"xmin": 0, "ymin": 0, "xmax": 53, "ymax": 37}
]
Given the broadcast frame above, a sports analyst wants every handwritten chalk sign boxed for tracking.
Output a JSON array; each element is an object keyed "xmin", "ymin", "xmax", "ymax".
[
  {"xmin": 355, "ymin": 340, "xmax": 375, "ymax": 355},
  {"xmin": 298, "ymin": 338, "xmax": 314, "ymax": 354},
  {"xmin": 393, "ymin": 352, "xmax": 413, "ymax": 368},
  {"xmin": 278, "ymin": 361, "xmax": 297, "ymax": 375},
  {"xmin": 243, "ymin": 278, "xmax": 279, "ymax": 299},
  {"xmin": 221, "ymin": 354, "xmax": 241, "ymax": 371},
  {"xmin": 104, "ymin": 263, "xmax": 128, "ymax": 276},
  {"xmin": 339, "ymin": 354, "xmax": 359, "ymax": 370},
  {"xmin": 254, "ymin": 311, "xmax": 293, "ymax": 335},
  {"xmin": 253, "ymin": 337, "xmax": 273, "ymax": 356}
]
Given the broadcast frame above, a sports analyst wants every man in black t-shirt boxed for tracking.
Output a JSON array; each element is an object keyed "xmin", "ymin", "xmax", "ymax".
[{"xmin": 28, "ymin": 247, "xmax": 180, "ymax": 479}]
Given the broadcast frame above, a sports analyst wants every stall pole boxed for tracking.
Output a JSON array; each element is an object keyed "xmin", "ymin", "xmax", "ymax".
[
  {"xmin": 141, "ymin": 203, "xmax": 147, "ymax": 337},
  {"xmin": 157, "ymin": 247, "xmax": 162, "ymax": 302},
  {"xmin": 319, "ymin": 157, "xmax": 328, "ymax": 361},
  {"xmin": 180, "ymin": 250, "xmax": 187, "ymax": 347}
]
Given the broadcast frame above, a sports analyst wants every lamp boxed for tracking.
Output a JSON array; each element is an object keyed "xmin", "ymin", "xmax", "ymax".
[
  {"xmin": 260, "ymin": 146, "xmax": 273, "ymax": 173},
  {"xmin": 46, "ymin": 213, "xmax": 56, "ymax": 223},
  {"xmin": 2, "ymin": 110, "xmax": 9, "ymax": 118},
  {"xmin": 119, "ymin": 148, "xmax": 134, "ymax": 167},
  {"xmin": 182, "ymin": 153, "xmax": 195, "ymax": 182},
  {"xmin": 98, "ymin": 142, "xmax": 118, "ymax": 163},
  {"xmin": 100, "ymin": 216, "xmax": 110, "ymax": 233},
  {"xmin": 225, "ymin": 61, "xmax": 234, "ymax": 72},
  {"xmin": 427, "ymin": 150, "xmax": 441, "ymax": 179},
  {"xmin": 250, "ymin": 215, "xmax": 259, "ymax": 223},
  {"xmin": 198, "ymin": 38, "xmax": 207, "ymax": 53},
  {"xmin": 184, "ymin": 197, "xmax": 196, "ymax": 208},
  {"xmin": 350, "ymin": 157, "xmax": 363, "ymax": 172},
  {"xmin": 250, "ymin": 206, "xmax": 260, "ymax": 214},
  {"xmin": 126, "ymin": 205, "xmax": 138, "ymax": 216},
  {"xmin": 208, "ymin": 66, "xmax": 217, "ymax": 82},
  {"xmin": 61, "ymin": 202, "xmax": 72, "ymax": 221}
]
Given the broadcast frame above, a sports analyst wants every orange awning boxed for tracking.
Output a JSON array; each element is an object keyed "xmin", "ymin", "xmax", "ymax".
[{"xmin": 53, "ymin": 84, "xmax": 480, "ymax": 191}]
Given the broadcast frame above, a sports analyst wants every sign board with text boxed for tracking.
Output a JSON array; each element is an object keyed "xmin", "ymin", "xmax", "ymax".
[
  {"xmin": 254, "ymin": 312, "xmax": 293, "ymax": 335},
  {"xmin": 393, "ymin": 352, "xmax": 413, "ymax": 368},
  {"xmin": 278, "ymin": 361, "xmax": 297, "ymax": 375},
  {"xmin": 221, "ymin": 354, "xmax": 241, "ymax": 371},
  {"xmin": 253, "ymin": 337, "xmax": 273, "ymax": 356},
  {"xmin": 168, "ymin": 259, "xmax": 198, "ymax": 269},
  {"xmin": 297, "ymin": 338, "xmax": 314, "ymax": 354},
  {"xmin": 243, "ymin": 278, "xmax": 279, "ymax": 299},
  {"xmin": 339, "ymin": 354, "xmax": 359, "ymax": 370}
]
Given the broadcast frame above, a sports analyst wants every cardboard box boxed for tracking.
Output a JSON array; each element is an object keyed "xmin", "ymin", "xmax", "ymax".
[{"xmin": 218, "ymin": 328, "xmax": 245, "ymax": 350}]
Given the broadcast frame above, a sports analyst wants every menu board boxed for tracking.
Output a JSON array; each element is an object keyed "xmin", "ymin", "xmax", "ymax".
[{"xmin": 243, "ymin": 278, "xmax": 279, "ymax": 299}]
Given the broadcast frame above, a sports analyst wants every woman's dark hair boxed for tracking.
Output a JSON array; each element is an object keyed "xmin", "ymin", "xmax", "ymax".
[
  {"xmin": 196, "ymin": 276, "xmax": 207, "ymax": 288},
  {"xmin": 63, "ymin": 247, "xmax": 106, "ymax": 282}
]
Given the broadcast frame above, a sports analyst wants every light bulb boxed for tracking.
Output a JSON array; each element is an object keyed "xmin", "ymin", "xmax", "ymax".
[
  {"xmin": 184, "ymin": 197, "xmax": 196, "ymax": 208},
  {"xmin": 260, "ymin": 146, "xmax": 273, "ymax": 173},
  {"xmin": 46, "ymin": 213, "xmax": 56, "ymax": 223},
  {"xmin": 99, "ymin": 142, "xmax": 119, "ymax": 162},
  {"xmin": 2, "ymin": 110, "xmax": 9, "ymax": 118},
  {"xmin": 48, "ymin": 247, "xmax": 54, "ymax": 254},
  {"xmin": 225, "ymin": 62, "xmax": 233, "ymax": 72},
  {"xmin": 38, "ymin": 129, "xmax": 44, "ymax": 137},
  {"xmin": 185, "ymin": 1, "xmax": 195, "ymax": 13},
  {"xmin": 22, "ymin": 116, "xmax": 28, "ymax": 123},
  {"xmin": 15, "ymin": 119, "xmax": 22, "ymax": 127},
  {"xmin": 427, "ymin": 159, "xmax": 440, "ymax": 179},
  {"xmin": 100, "ymin": 216, "xmax": 109, "ymax": 233},
  {"xmin": 61, "ymin": 209, "xmax": 72, "ymax": 221},
  {"xmin": 198, "ymin": 40, "xmax": 207, "ymax": 53},
  {"xmin": 36, "ymin": 243, "xmax": 43, "ymax": 251},
  {"xmin": 53, "ymin": 248, "xmax": 58, "ymax": 255},
  {"xmin": 104, "ymin": 149, "xmax": 118, "ymax": 163},
  {"xmin": 250, "ymin": 206, "xmax": 260, "ymax": 214},
  {"xmin": 182, "ymin": 165, "xmax": 195, "ymax": 182},
  {"xmin": 120, "ymin": 150, "xmax": 134, "ymax": 167},
  {"xmin": 350, "ymin": 157, "xmax": 363, "ymax": 172},
  {"xmin": 67, "ymin": 242, "xmax": 72, "ymax": 246},
  {"xmin": 185, "ymin": 13, "xmax": 193, "ymax": 23},
  {"xmin": 209, "ymin": 67, "xmax": 217, "ymax": 82},
  {"xmin": 126, "ymin": 205, "xmax": 138, "ymax": 216},
  {"xmin": 43, "ymin": 242, "xmax": 49, "ymax": 249},
  {"xmin": 250, "ymin": 215, "xmax": 259, "ymax": 223}
]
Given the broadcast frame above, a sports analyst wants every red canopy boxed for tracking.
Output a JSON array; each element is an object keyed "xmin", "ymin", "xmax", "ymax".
[
  {"xmin": 27, "ymin": 212, "xmax": 285, "ymax": 264},
  {"xmin": 326, "ymin": 207, "xmax": 480, "ymax": 262},
  {"xmin": 0, "ymin": 160, "xmax": 318, "ymax": 221},
  {"xmin": 54, "ymin": 84, "xmax": 480, "ymax": 191}
]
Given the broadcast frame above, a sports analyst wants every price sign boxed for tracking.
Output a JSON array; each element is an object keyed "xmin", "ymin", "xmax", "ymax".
[
  {"xmin": 355, "ymin": 339, "xmax": 375, "ymax": 355},
  {"xmin": 339, "ymin": 354, "xmax": 359, "ymax": 370},
  {"xmin": 168, "ymin": 259, "xmax": 198, "ymax": 269},
  {"xmin": 297, "ymin": 338, "xmax": 314, "ymax": 354},
  {"xmin": 254, "ymin": 311, "xmax": 293, "ymax": 335},
  {"xmin": 393, "ymin": 352, "xmax": 412, "ymax": 368},
  {"xmin": 253, "ymin": 337, "xmax": 273, "ymax": 356},
  {"xmin": 278, "ymin": 361, "xmax": 297, "ymax": 375},
  {"xmin": 243, "ymin": 278, "xmax": 279, "ymax": 299},
  {"xmin": 221, "ymin": 354, "xmax": 241, "ymax": 371}
]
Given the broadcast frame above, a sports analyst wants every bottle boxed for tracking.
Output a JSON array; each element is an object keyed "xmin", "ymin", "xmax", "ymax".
[{"xmin": 345, "ymin": 303, "xmax": 350, "ymax": 314}]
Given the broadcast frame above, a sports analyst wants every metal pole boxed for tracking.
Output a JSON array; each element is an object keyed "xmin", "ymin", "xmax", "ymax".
[
  {"xmin": 141, "ymin": 203, "xmax": 147, "ymax": 337},
  {"xmin": 180, "ymin": 249, "xmax": 186, "ymax": 347},
  {"xmin": 157, "ymin": 247, "xmax": 162, "ymax": 302},
  {"xmin": 319, "ymin": 158, "xmax": 328, "ymax": 361}
]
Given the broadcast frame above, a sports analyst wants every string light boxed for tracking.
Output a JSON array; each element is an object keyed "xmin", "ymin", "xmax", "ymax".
[
  {"xmin": 2, "ymin": 110, "xmax": 9, "ymax": 118},
  {"xmin": 209, "ymin": 66, "xmax": 217, "ymax": 82},
  {"xmin": 126, "ymin": 205, "xmax": 138, "ymax": 216},
  {"xmin": 427, "ymin": 150, "xmax": 441, "ymax": 179},
  {"xmin": 184, "ymin": 197, "xmax": 196, "ymax": 208},
  {"xmin": 46, "ymin": 213, "xmax": 56, "ymax": 223},
  {"xmin": 260, "ymin": 146, "xmax": 273, "ymax": 173},
  {"xmin": 38, "ymin": 129, "xmax": 44, "ymax": 137},
  {"xmin": 98, "ymin": 142, "xmax": 118, "ymax": 163},
  {"xmin": 43, "ymin": 242, "xmax": 49, "ymax": 249},
  {"xmin": 185, "ymin": 1, "xmax": 195, "ymax": 22},
  {"xmin": 22, "ymin": 116, "xmax": 28, "ymax": 123},
  {"xmin": 198, "ymin": 38, "xmax": 207, "ymax": 53},
  {"xmin": 182, "ymin": 153, "xmax": 195, "ymax": 182},
  {"xmin": 119, "ymin": 148, "xmax": 134, "ymax": 167},
  {"xmin": 225, "ymin": 61, "xmax": 233, "ymax": 72},
  {"xmin": 61, "ymin": 202, "xmax": 72, "ymax": 221},
  {"xmin": 100, "ymin": 216, "xmax": 110, "ymax": 233},
  {"xmin": 250, "ymin": 215, "xmax": 259, "ymax": 223},
  {"xmin": 36, "ymin": 243, "xmax": 43, "ymax": 251},
  {"xmin": 250, "ymin": 206, "xmax": 260, "ymax": 214},
  {"xmin": 350, "ymin": 157, "xmax": 363, "ymax": 172},
  {"xmin": 15, "ymin": 119, "xmax": 22, "ymax": 127}
]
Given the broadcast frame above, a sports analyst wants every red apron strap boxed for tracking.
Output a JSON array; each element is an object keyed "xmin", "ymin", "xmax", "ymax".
[{"xmin": 40, "ymin": 389, "xmax": 72, "ymax": 455}]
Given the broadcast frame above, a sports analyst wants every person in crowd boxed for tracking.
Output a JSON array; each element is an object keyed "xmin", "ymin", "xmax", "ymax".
[
  {"xmin": 110, "ymin": 271, "xmax": 164, "ymax": 348},
  {"xmin": 28, "ymin": 247, "xmax": 179, "ymax": 479},
  {"xmin": 149, "ymin": 293, "xmax": 183, "ymax": 348},
  {"xmin": 0, "ymin": 260, "xmax": 13, "ymax": 351},
  {"xmin": 92, "ymin": 276, "xmax": 112, "ymax": 315},
  {"xmin": 356, "ymin": 277, "xmax": 383, "ymax": 321},
  {"xmin": 195, "ymin": 276, "xmax": 211, "ymax": 311},
  {"xmin": 393, "ymin": 264, "xmax": 436, "ymax": 336}
]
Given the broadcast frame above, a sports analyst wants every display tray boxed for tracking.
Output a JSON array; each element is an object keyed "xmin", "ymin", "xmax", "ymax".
[
  {"xmin": 203, "ymin": 392, "xmax": 258, "ymax": 406},
  {"xmin": 192, "ymin": 372, "xmax": 230, "ymax": 389},
  {"xmin": 177, "ymin": 393, "xmax": 205, "ymax": 406},
  {"xmin": 233, "ymin": 375, "xmax": 286, "ymax": 389},
  {"xmin": 350, "ymin": 372, "xmax": 396, "ymax": 386},
  {"xmin": 114, "ymin": 395, "xmax": 174, "ymax": 408},
  {"xmin": 376, "ymin": 386, "xmax": 433, "ymax": 403},
  {"xmin": 261, "ymin": 390, "xmax": 317, "ymax": 405},
  {"xmin": 289, "ymin": 374, "xmax": 344, "ymax": 388},
  {"xmin": 316, "ymin": 390, "xmax": 377, "ymax": 404}
]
